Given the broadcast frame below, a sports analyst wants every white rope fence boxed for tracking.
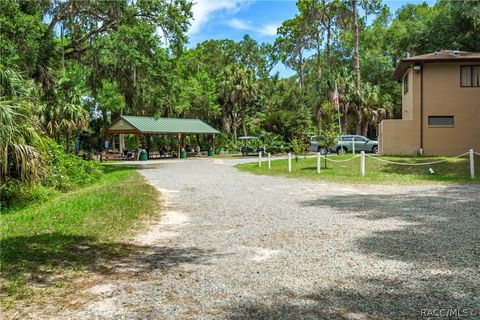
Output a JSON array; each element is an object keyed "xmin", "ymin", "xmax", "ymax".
[
  {"xmin": 364, "ymin": 151, "xmax": 469, "ymax": 166},
  {"xmin": 258, "ymin": 149, "xmax": 477, "ymax": 180},
  {"xmin": 323, "ymin": 155, "xmax": 360, "ymax": 163}
]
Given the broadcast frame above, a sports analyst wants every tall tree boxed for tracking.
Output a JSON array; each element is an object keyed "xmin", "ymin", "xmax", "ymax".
[
  {"xmin": 351, "ymin": 0, "xmax": 360, "ymax": 91},
  {"xmin": 276, "ymin": 16, "xmax": 310, "ymax": 89},
  {"xmin": 218, "ymin": 65, "xmax": 259, "ymax": 139}
]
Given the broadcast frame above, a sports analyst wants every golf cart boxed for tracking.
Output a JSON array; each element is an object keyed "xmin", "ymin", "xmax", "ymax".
[{"xmin": 239, "ymin": 136, "xmax": 265, "ymax": 156}]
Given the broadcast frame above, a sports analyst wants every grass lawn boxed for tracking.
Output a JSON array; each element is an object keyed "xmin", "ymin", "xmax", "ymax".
[
  {"xmin": 0, "ymin": 165, "xmax": 160, "ymax": 314},
  {"xmin": 236, "ymin": 154, "xmax": 480, "ymax": 184}
]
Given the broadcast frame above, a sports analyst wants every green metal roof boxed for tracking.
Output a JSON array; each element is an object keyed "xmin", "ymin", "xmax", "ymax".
[{"xmin": 118, "ymin": 115, "xmax": 219, "ymax": 134}]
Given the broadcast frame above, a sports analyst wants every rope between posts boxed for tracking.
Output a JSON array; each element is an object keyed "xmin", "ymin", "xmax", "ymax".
[
  {"xmin": 474, "ymin": 151, "xmax": 480, "ymax": 156},
  {"xmin": 321, "ymin": 155, "xmax": 360, "ymax": 163},
  {"xmin": 364, "ymin": 152, "xmax": 470, "ymax": 166}
]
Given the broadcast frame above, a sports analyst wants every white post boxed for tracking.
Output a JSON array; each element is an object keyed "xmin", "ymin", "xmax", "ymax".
[
  {"xmin": 268, "ymin": 153, "xmax": 271, "ymax": 169},
  {"xmin": 360, "ymin": 151, "xmax": 365, "ymax": 177},
  {"xmin": 119, "ymin": 134, "xmax": 124, "ymax": 153},
  {"xmin": 352, "ymin": 137, "xmax": 355, "ymax": 154},
  {"xmin": 288, "ymin": 153, "xmax": 292, "ymax": 172},
  {"xmin": 317, "ymin": 152, "xmax": 321, "ymax": 174},
  {"xmin": 470, "ymin": 149, "xmax": 475, "ymax": 180},
  {"xmin": 258, "ymin": 151, "xmax": 262, "ymax": 168}
]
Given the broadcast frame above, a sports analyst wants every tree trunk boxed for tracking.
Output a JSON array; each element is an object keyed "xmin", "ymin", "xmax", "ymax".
[
  {"xmin": 241, "ymin": 115, "xmax": 247, "ymax": 137},
  {"xmin": 298, "ymin": 49, "xmax": 305, "ymax": 90},
  {"xmin": 233, "ymin": 125, "xmax": 237, "ymax": 142},
  {"xmin": 299, "ymin": 63, "xmax": 305, "ymax": 89},
  {"xmin": 316, "ymin": 41, "xmax": 322, "ymax": 80},
  {"xmin": 326, "ymin": 20, "xmax": 332, "ymax": 72},
  {"xmin": 66, "ymin": 128, "xmax": 71, "ymax": 153},
  {"xmin": 352, "ymin": 0, "xmax": 361, "ymax": 91},
  {"xmin": 361, "ymin": 121, "xmax": 369, "ymax": 137},
  {"xmin": 356, "ymin": 110, "xmax": 363, "ymax": 135},
  {"xmin": 342, "ymin": 105, "xmax": 348, "ymax": 134},
  {"xmin": 316, "ymin": 108, "xmax": 322, "ymax": 136}
]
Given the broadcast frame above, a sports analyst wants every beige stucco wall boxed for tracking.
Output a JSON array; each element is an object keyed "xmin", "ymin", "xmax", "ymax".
[
  {"xmin": 380, "ymin": 67, "xmax": 421, "ymax": 155},
  {"xmin": 402, "ymin": 68, "xmax": 414, "ymax": 120},
  {"xmin": 379, "ymin": 119, "xmax": 419, "ymax": 155},
  {"xmin": 381, "ymin": 61, "xmax": 480, "ymax": 156},
  {"xmin": 422, "ymin": 62, "xmax": 480, "ymax": 156}
]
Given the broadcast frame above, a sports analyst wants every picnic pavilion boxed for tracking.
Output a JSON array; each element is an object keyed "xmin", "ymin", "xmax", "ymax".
[{"xmin": 105, "ymin": 115, "xmax": 219, "ymax": 159}]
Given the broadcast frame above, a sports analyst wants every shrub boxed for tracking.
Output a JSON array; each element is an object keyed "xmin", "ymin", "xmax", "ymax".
[
  {"xmin": 215, "ymin": 133, "xmax": 243, "ymax": 153},
  {"xmin": 0, "ymin": 139, "xmax": 102, "ymax": 210},
  {"xmin": 0, "ymin": 180, "xmax": 54, "ymax": 210},
  {"xmin": 290, "ymin": 139, "xmax": 303, "ymax": 162},
  {"xmin": 41, "ymin": 138, "xmax": 101, "ymax": 191}
]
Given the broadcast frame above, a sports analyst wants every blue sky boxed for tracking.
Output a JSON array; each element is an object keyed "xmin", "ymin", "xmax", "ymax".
[{"xmin": 186, "ymin": 0, "xmax": 436, "ymax": 77}]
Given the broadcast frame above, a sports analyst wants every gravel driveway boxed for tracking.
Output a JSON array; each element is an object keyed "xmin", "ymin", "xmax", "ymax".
[{"xmin": 65, "ymin": 158, "xmax": 479, "ymax": 319}]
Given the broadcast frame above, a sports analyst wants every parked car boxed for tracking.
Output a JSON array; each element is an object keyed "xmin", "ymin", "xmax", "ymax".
[
  {"xmin": 334, "ymin": 135, "xmax": 378, "ymax": 154},
  {"xmin": 310, "ymin": 135, "xmax": 378, "ymax": 155},
  {"xmin": 239, "ymin": 136, "xmax": 265, "ymax": 156},
  {"xmin": 309, "ymin": 135, "xmax": 328, "ymax": 154}
]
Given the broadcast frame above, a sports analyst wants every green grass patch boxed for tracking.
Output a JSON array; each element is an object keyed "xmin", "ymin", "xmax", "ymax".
[
  {"xmin": 0, "ymin": 165, "xmax": 160, "ymax": 312},
  {"xmin": 236, "ymin": 154, "xmax": 480, "ymax": 184}
]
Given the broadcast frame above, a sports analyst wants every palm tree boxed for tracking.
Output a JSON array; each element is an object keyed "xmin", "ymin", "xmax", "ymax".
[
  {"xmin": 360, "ymin": 83, "xmax": 391, "ymax": 136},
  {"xmin": 336, "ymin": 69, "xmax": 358, "ymax": 133},
  {"xmin": 0, "ymin": 68, "xmax": 43, "ymax": 182},
  {"xmin": 37, "ymin": 76, "xmax": 89, "ymax": 152},
  {"xmin": 218, "ymin": 65, "xmax": 258, "ymax": 140}
]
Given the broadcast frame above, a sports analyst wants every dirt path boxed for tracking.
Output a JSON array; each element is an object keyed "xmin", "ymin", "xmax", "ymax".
[{"xmin": 62, "ymin": 159, "xmax": 480, "ymax": 319}]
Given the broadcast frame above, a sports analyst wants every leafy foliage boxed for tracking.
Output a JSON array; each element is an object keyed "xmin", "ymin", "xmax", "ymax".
[{"xmin": 1, "ymin": 0, "xmax": 479, "ymax": 207}]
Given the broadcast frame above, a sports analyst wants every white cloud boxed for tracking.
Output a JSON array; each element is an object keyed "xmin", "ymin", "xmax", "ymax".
[
  {"xmin": 188, "ymin": 0, "xmax": 252, "ymax": 36},
  {"xmin": 226, "ymin": 18, "xmax": 279, "ymax": 36}
]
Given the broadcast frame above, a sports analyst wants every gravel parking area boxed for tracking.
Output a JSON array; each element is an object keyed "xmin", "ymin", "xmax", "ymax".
[{"xmin": 65, "ymin": 158, "xmax": 479, "ymax": 319}]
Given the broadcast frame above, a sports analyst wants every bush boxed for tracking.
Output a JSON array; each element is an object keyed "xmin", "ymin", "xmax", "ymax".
[
  {"xmin": 290, "ymin": 139, "xmax": 304, "ymax": 162},
  {"xmin": 41, "ymin": 138, "xmax": 101, "ymax": 191},
  {"xmin": 257, "ymin": 131, "xmax": 285, "ymax": 154},
  {"xmin": 1, "ymin": 139, "xmax": 102, "ymax": 210},
  {"xmin": 215, "ymin": 133, "xmax": 243, "ymax": 153},
  {"xmin": 0, "ymin": 180, "xmax": 54, "ymax": 210}
]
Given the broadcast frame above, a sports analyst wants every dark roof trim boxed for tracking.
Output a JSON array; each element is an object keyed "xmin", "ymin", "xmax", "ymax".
[{"xmin": 392, "ymin": 50, "xmax": 480, "ymax": 80}]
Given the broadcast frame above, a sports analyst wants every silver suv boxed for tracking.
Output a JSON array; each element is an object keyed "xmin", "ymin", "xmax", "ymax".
[{"xmin": 310, "ymin": 135, "xmax": 378, "ymax": 154}]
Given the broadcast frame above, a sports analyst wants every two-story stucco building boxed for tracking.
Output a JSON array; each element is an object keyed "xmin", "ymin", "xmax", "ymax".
[{"xmin": 379, "ymin": 50, "xmax": 480, "ymax": 156}]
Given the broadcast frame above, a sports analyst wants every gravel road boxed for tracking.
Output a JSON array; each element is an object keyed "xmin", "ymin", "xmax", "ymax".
[{"xmin": 65, "ymin": 158, "xmax": 480, "ymax": 319}]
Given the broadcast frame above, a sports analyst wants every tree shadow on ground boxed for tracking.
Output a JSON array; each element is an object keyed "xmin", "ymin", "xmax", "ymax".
[
  {"xmin": 0, "ymin": 232, "xmax": 219, "ymax": 287},
  {"xmin": 212, "ymin": 184, "xmax": 478, "ymax": 319},
  {"xmin": 223, "ymin": 272, "xmax": 479, "ymax": 319},
  {"xmin": 299, "ymin": 184, "xmax": 479, "ymax": 270}
]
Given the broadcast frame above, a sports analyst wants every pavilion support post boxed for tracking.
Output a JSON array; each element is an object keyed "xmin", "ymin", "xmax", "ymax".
[
  {"xmin": 119, "ymin": 134, "xmax": 124, "ymax": 153},
  {"xmin": 135, "ymin": 133, "xmax": 140, "ymax": 160},
  {"xmin": 112, "ymin": 135, "xmax": 116, "ymax": 152},
  {"xmin": 146, "ymin": 134, "xmax": 151, "ymax": 155},
  {"xmin": 212, "ymin": 134, "xmax": 216, "ymax": 152},
  {"xmin": 177, "ymin": 133, "xmax": 181, "ymax": 159}
]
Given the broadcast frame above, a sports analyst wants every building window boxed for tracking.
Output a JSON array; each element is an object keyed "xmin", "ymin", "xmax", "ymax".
[
  {"xmin": 428, "ymin": 116, "xmax": 454, "ymax": 126},
  {"xmin": 461, "ymin": 65, "xmax": 480, "ymax": 87},
  {"xmin": 403, "ymin": 73, "xmax": 409, "ymax": 94}
]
